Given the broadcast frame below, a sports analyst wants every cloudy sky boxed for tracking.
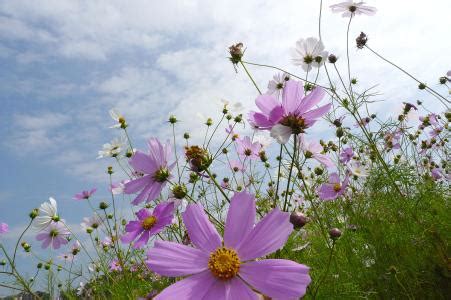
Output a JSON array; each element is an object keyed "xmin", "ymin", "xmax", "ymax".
[{"xmin": 0, "ymin": 0, "xmax": 449, "ymax": 293}]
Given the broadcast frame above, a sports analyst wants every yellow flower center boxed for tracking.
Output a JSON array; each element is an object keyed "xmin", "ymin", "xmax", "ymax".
[
  {"xmin": 142, "ymin": 216, "xmax": 157, "ymax": 230},
  {"xmin": 208, "ymin": 247, "xmax": 241, "ymax": 280},
  {"xmin": 333, "ymin": 183, "xmax": 341, "ymax": 192}
]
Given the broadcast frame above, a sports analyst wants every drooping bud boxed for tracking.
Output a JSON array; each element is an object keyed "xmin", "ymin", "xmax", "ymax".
[
  {"xmin": 228, "ymin": 43, "xmax": 244, "ymax": 64},
  {"xmin": 356, "ymin": 32, "xmax": 368, "ymax": 49},
  {"xmin": 329, "ymin": 228, "xmax": 342, "ymax": 239},
  {"xmin": 328, "ymin": 54, "xmax": 338, "ymax": 64}
]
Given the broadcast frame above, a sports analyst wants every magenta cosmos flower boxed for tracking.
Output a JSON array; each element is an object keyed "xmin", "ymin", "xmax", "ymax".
[
  {"xmin": 125, "ymin": 138, "xmax": 174, "ymax": 205},
  {"xmin": 121, "ymin": 202, "xmax": 175, "ymax": 248},
  {"xmin": 318, "ymin": 173, "xmax": 349, "ymax": 201},
  {"xmin": 36, "ymin": 222, "xmax": 70, "ymax": 249},
  {"xmin": 339, "ymin": 147, "xmax": 354, "ymax": 164},
  {"xmin": 73, "ymin": 188, "xmax": 97, "ymax": 200},
  {"xmin": 248, "ymin": 80, "xmax": 331, "ymax": 144},
  {"xmin": 146, "ymin": 192, "xmax": 311, "ymax": 299},
  {"xmin": 236, "ymin": 136, "xmax": 262, "ymax": 160}
]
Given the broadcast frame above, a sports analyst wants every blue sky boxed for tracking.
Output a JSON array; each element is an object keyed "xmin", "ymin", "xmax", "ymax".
[{"xmin": 0, "ymin": 0, "xmax": 450, "ymax": 295}]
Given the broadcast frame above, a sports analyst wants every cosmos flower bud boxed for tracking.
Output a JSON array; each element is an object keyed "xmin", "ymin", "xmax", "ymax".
[
  {"xmin": 99, "ymin": 202, "xmax": 109, "ymax": 210},
  {"xmin": 328, "ymin": 54, "xmax": 338, "ymax": 63},
  {"xmin": 336, "ymin": 127, "xmax": 344, "ymax": 138},
  {"xmin": 107, "ymin": 166, "xmax": 113, "ymax": 174},
  {"xmin": 172, "ymin": 184, "xmax": 188, "ymax": 199},
  {"xmin": 418, "ymin": 83, "xmax": 426, "ymax": 90},
  {"xmin": 44, "ymin": 263, "xmax": 51, "ymax": 270},
  {"xmin": 183, "ymin": 132, "xmax": 190, "ymax": 140},
  {"xmin": 290, "ymin": 212, "xmax": 309, "ymax": 229},
  {"xmin": 439, "ymin": 77, "xmax": 447, "ymax": 84},
  {"xmin": 234, "ymin": 114, "xmax": 243, "ymax": 123},
  {"xmin": 329, "ymin": 228, "xmax": 342, "ymax": 239},
  {"xmin": 29, "ymin": 208, "xmax": 39, "ymax": 219},
  {"xmin": 206, "ymin": 118, "xmax": 213, "ymax": 126},
  {"xmin": 228, "ymin": 42, "xmax": 244, "ymax": 64},
  {"xmin": 356, "ymin": 32, "xmax": 368, "ymax": 49},
  {"xmin": 169, "ymin": 115, "xmax": 177, "ymax": 124},
  {"xmin": 351, "ymin": 78, "xmax": 358, "ymax": 85},
  {"xmin": 1, "ymin": 260, "xmax": 6, "ymax": 266}
]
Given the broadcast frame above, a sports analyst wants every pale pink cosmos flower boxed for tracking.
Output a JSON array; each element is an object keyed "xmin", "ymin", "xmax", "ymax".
[
  {"xmin": 81, "ymin": 215, "xmax": 103, "ymax": 232},
  {"xmin": 299, "ymin": 135, "xmax": 334, "ymax": 168},
  {"xmin": 0, "ymin": 222, "xmax": 8, "ymax": 234},
  {"xmin": 267, "ymin": 72, "xmax": 290, "ymax": 97},
  {"xmin": 236, "ymin": 136, "xmax": 262, "ymax": 160},
  {"xmin": 121, "ymin": 202, "xmax": 175, "ymax": 249},
  {"xmin": 318, "ymin": 173, "xmax": 349, "ymax": 201},
  {"xmin": 124, "ymin": 138, "xmax": 174, "ymax": 205},
  {"xmin": 339, "ymin": 147, "xmax": 354, "ymax": 164},
  {"xmin": 146, "ymin": 192, "xmax": 311, "ymax": 299},
  {"xmin": 36, "ymin": 222, "xmax": 70, "ymax": 249},
  {"xmin": 111, "ymin": 180, "xmax": 127, "ymax": 194},
  {"xmin": 330, "ymin": 1, "xmax": 377, "ymax": 17},
  {"xmin": 249, "ymin": 80, "xmax": 331, "ymax": 144},
  {"xmin": 348, "ymin": 161, "xmax": 369, "ymax": 177},
  {"xmin": 73, "ymin": 188, "xmax": 97, "ymax": 200},
  {"xmin": 229, "ymin": 160, "xmax": 245, "ymax": 172}
]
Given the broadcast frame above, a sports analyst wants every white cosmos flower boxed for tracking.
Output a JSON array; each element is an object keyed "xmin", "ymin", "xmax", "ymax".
[
  {"xmin": 270, "ymin": 124, "xmax": 292, "ymax": 144},
  {"xmin": 220, "ymin": 99, "xmax": 244, "ymax": 113},
  {"xmin": 109, "ymin": 108, "xmax": 125, "ymax": 128},
  {"xmin": 253, "ymin": 133, "xmax": 273, "ymax": 149},
  {"xmin": 33, "ymin": 197, "xmax": 58, "ymax": 231},
  {"xmin": 97, "ymin": 137, "xmax": 125, "ymax": 158},
  {"xmin": 292, "ymin": 37, "xmax": 328, "ymax": 72},
  {"xmin": 267, "ymin": 73, "xmax": 290, "ymax": 97},
  {"xmin": 348, "ymin": 161, "xmax": 369, "ymax": 177},
  {"xmin": 330, "ymin": 1, "xmax": 377, "ymax": 18}
]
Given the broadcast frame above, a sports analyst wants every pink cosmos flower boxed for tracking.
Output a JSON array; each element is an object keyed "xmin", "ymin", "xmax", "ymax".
[
  {"xmin": 431, "ymin": 168, "xmax": 443, "ymax": 180},
  {"xmin": 229, "ymin": 160, "xmax": 245, "ymax": 172},
  {"xmin": 121, "ymin": 202, "xmax": 175, "ymax": 248},
  {"xmin": 36, "ymin": 222, "xmax": 70, "ymax": 249},
  {"xmin": 299, "ymin": 135, "xmax": 334, "ymax": 168},
  {"xmin": 111, "ymin": 180, "xmax": 127, "ymax": 194},
  {"xmin": 429, "ymin": 126, "xmax": 443, "ymax": 138},
  {"xmin": 339, "ymin": 147, "xmax": 354, "ymax": 164},
  {"xmin": 0, "ymin": 222, "xmax": 8, "ymax": 234},
  {"xmin": 330, "ymin": 1, "xmax": 377, "ymax": 17},
  {"xmin": 124, "ymin": 138, "xmax": 174, "ymax": 205},
  {"xmin": 146, "ymin": 192, "xmax": 311, "ymax": 299},
  {"xmin": 318, "ymin": 173, "xmax": 349, "ymax": 201},
  {"xmin": 236, "ymin": 136, "xmax": 262, "ymax": 160},
  {"xmin": 110, "ymin": 259, "xmax": 122, "ymax": 272},
  {"xmin": 248, "ymin": 80, "xmax": 331, "ymax": 144},
  {"xmin": 73, "ymin": 188, "xmax": 97, "ymax": 200}
]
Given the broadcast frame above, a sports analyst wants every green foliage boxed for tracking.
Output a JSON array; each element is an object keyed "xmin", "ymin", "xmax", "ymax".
[{"xmin": 281, "ymin": 166, "xmax": 450, "ymax": 299}]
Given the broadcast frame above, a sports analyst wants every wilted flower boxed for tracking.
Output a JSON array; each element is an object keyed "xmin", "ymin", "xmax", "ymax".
[
  {"xmin": 330, "ymin": 1, "xmax": 377, "ymax": 17},
  {"xmin": 146, "ymin": 192, "xmax": 311, "ymax": 299},
  {"xmin": 339, "ymin": 147, "xmax": 354, "ymax": 164},
  {"xmin": 267, "ymin": 72, "xmax": 290, "ymax": 96},
  {"xmin": 185, "ymin": 145, "xmax": 212, "ymax": 172},
  {"xmin": 318, "ymin": 173, "xmax": 349, "ymax": 201},
  {"xmin": 73, "ymin": 188, "xmax": 97, "ymax": 200},
  {"xmin": 249, "ymin": 80, "xmax": 331, "ymax": 144},
  {"xmin": 124, "ymin": 138, "xmax": 174, "ymax": 205},
  {"xmin": 292, "ymin": 37, "xmax": 328, "ymax": 71},
  {"xmin": 236, "ymin": 136, "xmax": 262, "ymax": 160},
  {"xmin": 34, "ymin": 197, "xmax": 60, "ymax": 231},
  {"xmin": 121, "ymin": 202, "xmax": 175, "ymax": 248},
  {"xmin": 356, "ymin": 32, "xmax": 368, "ymax": 49},
  {"xmin": 228, "ymin": 43, "xmax": 244, "ymax": 64},
  {"xmin": 36, "ymin": 222, "xmax": 70, "ymax": 249},
  {"xmin": 97, "ymin": 137, "xmax": 125, "ymax": 158}
]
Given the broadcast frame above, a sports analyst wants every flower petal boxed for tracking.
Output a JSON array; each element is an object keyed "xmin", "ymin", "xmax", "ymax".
[
  {"xmin": 236, "ymin": 208, "xmax": 292, "ymax": 261},
  {"xmin": 124, "ymin": 175, "xmax": 151, "ymax": 194},
  {"xmin": 224, "ymin": 192, "xmax": 256, "ymax": 249},
  {"xmin": 282, "ymin": 80, "xmax": 303, "ymax": 114},
  {"xmin": 296, "ymin": 87, "xmax": 325, "ymax": 114},
  {"xmin": 270, "ymin": 124, "xmax": 292, "ymax": 144},
  {"xmin": 154, "ymin": 270, "xmax": 214, "ymax": 300},
  {"xmin": 255, "ymin": 94, "xmax": 279, "ymax": 115},
  {"xmin": 183, "ymin": 204, "xmax": 221, "ymax": 253},
  {"xmin": 146, "ymin": 241, "xmax": 209, "ymax": 277},
  {"xmin": 129, "ymin": 151, "xmax": 157, "ymax": 174},
  {"xmin": 302, "ymin": 103, "xmax": 331, "ymax": 120},
  {"xmin": 240, "ymin": 259, "xmax": 311, "ymax": 299}
]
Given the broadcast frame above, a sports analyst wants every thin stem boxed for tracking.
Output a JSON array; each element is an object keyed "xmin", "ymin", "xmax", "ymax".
[
  {"xmin": 313, "ymin": 240, "xmax": 336, "ymax": 299},
  {"xmin": 274, "ymin": 145, "xmax": 283, "ymax": 207},
  {"xmin": 239, "ymin": 61, "xmax": 262, "ymax": 94},
  {"xmin": 12, "ymin": 219, "xmax": 33, "ymax": 263},
  {"xmin": 206, "ymin": 169, "xmax": 230, "ymax": 203},
  {"xmin": 283, "ymin": 135, "xmax": 297, "ymax": 211}
]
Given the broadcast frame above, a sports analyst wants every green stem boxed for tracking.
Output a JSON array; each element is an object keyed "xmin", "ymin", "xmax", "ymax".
[{"xmin": 239, "ymin": 61, "xmax": 262, "ymax": 94}]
